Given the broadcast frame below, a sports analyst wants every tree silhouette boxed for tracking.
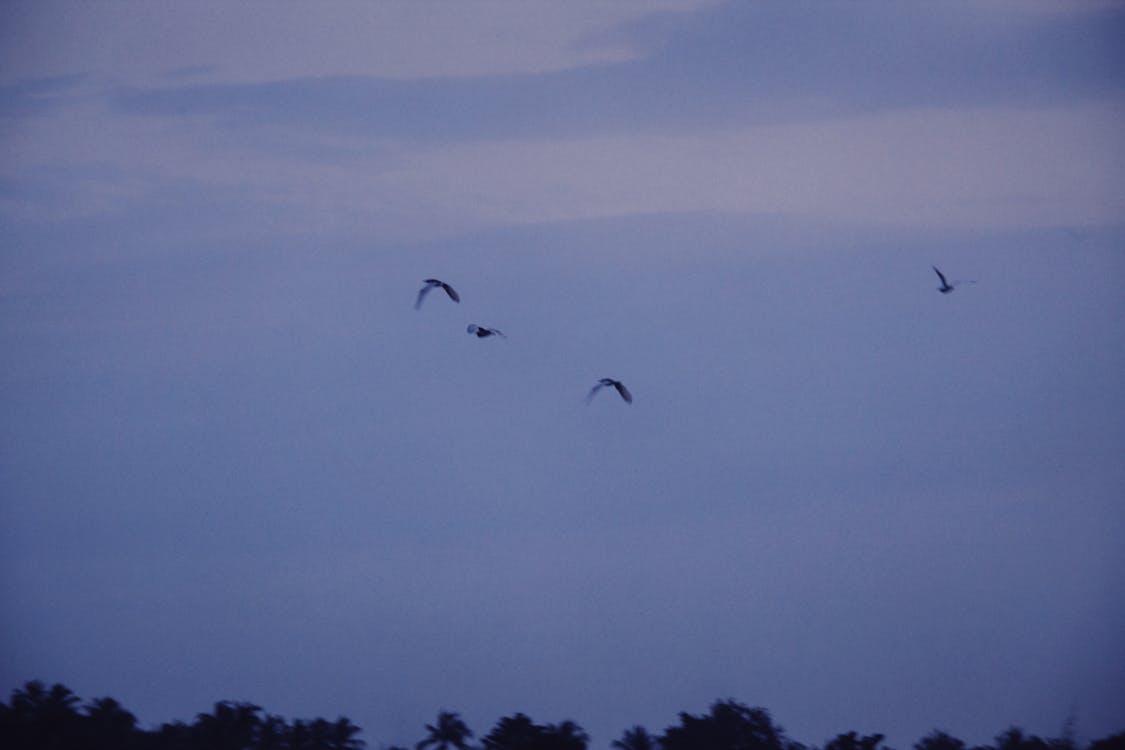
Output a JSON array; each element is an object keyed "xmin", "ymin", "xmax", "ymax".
[
  {"xmin": 7, "ymin": 680, "xmax": 81, "ymax": 723},
  {"xmin": 0, "ymin": 680, "xmax": 82, "ymax": 750},
  {"xmin": 417, "ymin": 711, "xmax": 474, "ymax": 750},
  {"xmin": 916, "ymin": 731, "xmax": 967, "ymax": 750},
  {"xmin": 480, "ymin": 713, "xmax": 588, "ymax": 750},
  {"xmin": 325, "ymin": 716, "xmax": 365, "ymax": 750},
  {"xmin": 151, "ymin": 719, "xmax": 193, "ymax": 750},
  {"xmin": 3, "ymin": 679, "xmax": 1125, "ymax": 750},
  {"xmin": 993, "ymin": 727, "xmax": 1052, "ymax": 750},
  {"xmin": 825, "ymin": 732, "xmax": 888, "ymax": 750},
  {"xmin": 1088, "ymin": 734, "xmax": 1125, "ymax": 750},
  {"xmin": 661, "ymin": 700, "xmax": 789, "ymax": 750},
  {"xmin": 613, "ymin": 725, "xmax": 659, "ymax": 750},
  {"xmin": 290, "ymin": 718, "xmax": 313, "ymax": 750},
  {"xmin": 83, "ymin": 697, "xmax": 138, "ymax": 749},
  {"xmin": 254, "ymin": 714, "xmax": 289, "ymax": 750},
  {"xmin": 193, "ymin": 701, "xmax": 262, "ymax": 750},
  {"xmin": 542, "ymin": 719, "xmax": 588, "ymax": 750},
  {"xmin": 482, "ymin": 713, "xmax": 543, "ymax": 750},
  {"xmin": 146, "ymin": 698, "xmax": 365, "ymax": 750}
]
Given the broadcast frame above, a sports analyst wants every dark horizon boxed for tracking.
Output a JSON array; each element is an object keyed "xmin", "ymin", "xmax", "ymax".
[{"xmin": 5, "ymin": 680, "xmax": 1124, "ymax": 750}]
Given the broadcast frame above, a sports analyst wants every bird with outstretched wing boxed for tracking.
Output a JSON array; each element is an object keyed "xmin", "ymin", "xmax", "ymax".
[
  {"xmin": 415, "ymin": 278, "xmax": 461, "ymax": 309},
  {"xmin": 467, "ymin": 324, "xmax": 505, "ymax": 339},
  {"xmin": 933, "ymin": 266, "xmax": 975, "ymax": 294},
  {"xmin": 586, "ymin": 378, "xmax": 632, "ymax": 404}
]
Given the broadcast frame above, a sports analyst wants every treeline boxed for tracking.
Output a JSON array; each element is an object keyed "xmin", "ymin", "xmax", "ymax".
[
  {"xmin": 0, "ymin": 681, "xmax": 361, "ymax": 750},
  {"xmin": 3, "ymin": 680, "xmax": 1124, "ymax": 750}
]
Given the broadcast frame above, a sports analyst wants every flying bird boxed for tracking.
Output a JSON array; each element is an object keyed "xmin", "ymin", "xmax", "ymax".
[
  {"xmin": 467, "ymin": 324, "xmax": 505, "ymax": 339},
  {"xmin": 586, "ymin": 378, "xmax": 632, "ymax": 404},
  {"xmin": 415, "ymin": 278, "xmax": 460, "ymax": 309},
  {"xmin": 932, "ymin": 266, "xmax": 975, "ymax": 294}
]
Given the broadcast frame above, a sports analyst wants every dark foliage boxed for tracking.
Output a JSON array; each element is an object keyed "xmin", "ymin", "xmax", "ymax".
[
  {"xmin": 660, "ymin": 699, "xmax": 794, "ymax": 750},
  {"xmin": 1088, "ymin": 735, "xmax": 1125, "ymax": 750},
  {"xmin": 2, "ymin": 680, "xmax": 1123, "ymax": 750},
  {"xmin": 0, "ymin": 681, "xmax": 363, "ymax": 750},
  {"xmin": 917, "ymin": 730, "xmax": 968, "ymax": 750},
  {"xmin": 825, "ymin": 732, "xmax": 889, "ymax": 750},
  {"xmin": 480, "ymin": 712, "xmax": 589, "ymax": 750},
  {"xmin": 417, "ymin": 710, "xmax": 474, "ymax": 750},
  {"xmin": 612, "ymin": 725, "xmax": 658, "ymax": 750}
]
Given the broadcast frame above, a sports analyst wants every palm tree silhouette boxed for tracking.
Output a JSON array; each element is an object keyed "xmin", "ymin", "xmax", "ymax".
[
  {"xmin": 417, "ymin": 711, "xmax": 474, "ymax": 750},
  {"xmin": 481, "ymin": 713, "xmax": 540, "ymax": 749},
  {"xmin": 328, "ymin": 716, "xmax": 365, "ymax": 750},
  {"xmin": 194, "ymin": 701, "xmax": 262, "ymax": 750},
  {"xmin": 84, "ymin": 697, "xmax": 138, "ymax": 745},
  {"xmin": 550, "ymin": 719, "xmax": 589, "ymax": 750},
  {"xmin": 613, "ymin": 726, "xmax": 659, "ymax": 750}
]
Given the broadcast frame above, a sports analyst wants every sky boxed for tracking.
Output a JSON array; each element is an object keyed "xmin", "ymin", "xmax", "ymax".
[{"xmin": 1, "ymin": 2, "xmax": 1124, "ymax": 748}]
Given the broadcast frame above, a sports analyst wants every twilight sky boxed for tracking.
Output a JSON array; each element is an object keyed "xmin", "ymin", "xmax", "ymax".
[{"xmin": 1, "ymin": 2, "xmax": 1124, "ymax": 748}]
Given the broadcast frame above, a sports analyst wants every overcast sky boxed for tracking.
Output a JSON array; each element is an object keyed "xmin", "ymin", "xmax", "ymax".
[{"xmin": 2, "ymin": 2, "xmax": 1124, "ymax": 748}]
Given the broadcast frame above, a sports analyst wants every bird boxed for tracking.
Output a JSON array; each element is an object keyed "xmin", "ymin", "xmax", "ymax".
[
  {"xmin": 415, "ymin": 278, "xmax": 460, "ymax": 309},
  {"xmin": 932, "ymin": 266, "xmax": 974, "ymax": 294},
  {"xmin": 467, "ymin": 324, "xmax": 505, "ymax": 339},
  {"xmin": 586, "ymin": 378, "xmax": 632, "ymax": 404}
]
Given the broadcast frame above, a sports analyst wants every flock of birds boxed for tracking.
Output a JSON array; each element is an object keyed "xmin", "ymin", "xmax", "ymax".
[
  {"xmin": 416, "ymin": 266, "xmax": 971, "ymax": 406},
  {"xmin": 414, "ymin": 277, "xmax": 634, "ymax": 404}
]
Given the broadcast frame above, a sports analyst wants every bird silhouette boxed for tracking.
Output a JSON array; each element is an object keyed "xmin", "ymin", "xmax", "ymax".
[
  {"xmin": 467, "ymin": 324, "xmax": 505, "ymax": 339},
  {"xmin": 586, "ymin": 378, "xmax": 632, "ymax": 404},
  {"xmin": 933, "ymin": 266, "xmax": 974, "ymax": 294},
  {"xmin": 415, "ymin": 278, "xmax": 460, "ymax": 309}
]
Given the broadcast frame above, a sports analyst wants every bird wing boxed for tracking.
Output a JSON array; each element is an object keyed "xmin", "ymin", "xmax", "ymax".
[
  {"xmin": 467, "ymin": 324, "xmax": 479, "ymax": 334},
  {"xmin": 613, "ymin": 381, "xmax": 633, "ymax": 403},
  {"xmin": 932, "ymin": 266, "xmax": 948, "ymax": 285},
  {"xmin": 585, "ymin": 383, "xmax": 605, "ymax": 404},
  {"xmin": 415, "ymin": 285, "xmax": 433, "ymax": 309},
  {"xmin": 442, "ymin": 283, "xmax": 460, "ymax": 302}
]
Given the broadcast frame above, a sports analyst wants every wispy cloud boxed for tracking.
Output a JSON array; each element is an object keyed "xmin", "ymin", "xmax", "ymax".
[
  {"xmin": 4, "ymin": 1, "xmax": 1123, "ymax": 237},
  {"xmin": 14, "ymin": 92, "xmax": 1122, "ymax": 235},
  {"xmin": 0, "ymin": 0, "xmax": 716, "ymax": 86},
  {"xmin": 0, "ymin": 74, "xmax": 86, "ymax": 119},
  {"xmin": 107, "ymin": 2, "xmax": 1125, "ymax": 142}
]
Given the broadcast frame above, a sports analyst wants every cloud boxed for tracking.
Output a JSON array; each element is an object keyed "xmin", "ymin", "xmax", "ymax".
[
  {"xmin": 107, "ymin": 1, "xmax": 1125, "ymax": 144},
  {"xmin": 7, "ymin": 94, "xmax": 1124, "ymax": 237},
  {"xmin": 5, "ymin": 2, "xmax": 1124, "ymax": 236},
  {"xmin": 0, "ymin": 74, "xmax": 85, "ymax": 119},
  {"xmin": 630, "ymin": 0, "xmax": 1125, "ymax": 109},
  {"xmin": 84, "ymin": 99, "xmax": 1125, "ymax": 231},
  {"xmin": 379, "ymin": 101, "xmax": 1125, "ymax": 229},
  {"xmin": 0, "ymin": 0, "xmax": 716, "ymax": 86}
]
